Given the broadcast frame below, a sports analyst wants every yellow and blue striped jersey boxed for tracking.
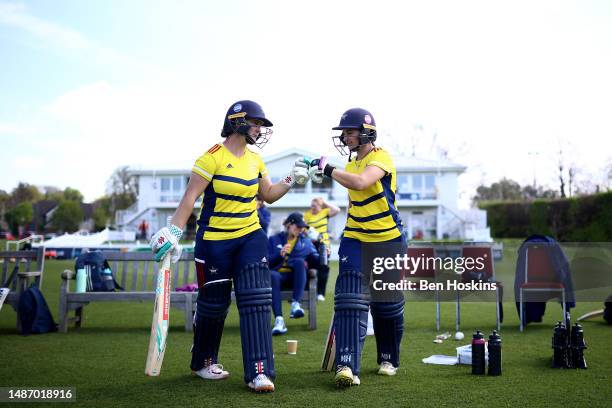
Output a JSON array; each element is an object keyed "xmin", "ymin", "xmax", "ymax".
[
  {"xmin": 192, "ymin": 143, "xmax": 267, "ymax": 240},
  {"xmin": 277, "ymin": 237, "xmax": 297, "ymax": 273},
  {"xmin": 303, "ymin": 207, "xmax": 330, "ymax": 244},
  {"xmin": 344, "ymin": 147, "xmax": 402, "ymax": 242}
]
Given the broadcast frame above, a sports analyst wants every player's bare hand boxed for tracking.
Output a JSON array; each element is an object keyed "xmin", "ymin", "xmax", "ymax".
[{"xmin": 280, "ymin": 243, "xmax": 292, "ymax": 257}]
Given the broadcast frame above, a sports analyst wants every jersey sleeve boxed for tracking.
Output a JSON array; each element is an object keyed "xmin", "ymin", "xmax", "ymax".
[
  {"xmin": 192, "ymin": 145, "xmax": 219, "ymax": 181},
  {"xmin": 366, "ymin": 149, "xmax": 392, "ymax": 174},
  {"xmin": 320, "ymin": 207, "xmax": 330, "ymax": 218},
  {"xmin": 257, "ymin": 154, "xmax": 268, "ymax": 178}
]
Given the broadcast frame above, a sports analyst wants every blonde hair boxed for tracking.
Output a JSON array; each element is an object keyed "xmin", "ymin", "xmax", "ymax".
[{"xmin": 311, "ymin": 197, "xmax": 324, "ymax": 208}]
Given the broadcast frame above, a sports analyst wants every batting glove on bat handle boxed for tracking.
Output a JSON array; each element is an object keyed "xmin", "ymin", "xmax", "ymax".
[{"xmin": 150, "ymin": 225, "xmax": 183, "ymax": 263}]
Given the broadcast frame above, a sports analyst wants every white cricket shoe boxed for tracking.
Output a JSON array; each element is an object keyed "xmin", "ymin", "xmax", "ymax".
[
  {"xmin": 335, "ymin": 365, "xmax": 360, "ymax": 387},
  {"xmin": 377, "ymin": 361, "xmax": 397, "ymax": 376},
  {"xmin": 248, "ymin": 374, "xmax": 275, "ymax": 393},
  {"xmin": 289, "ymin": 301, "xmax": 304, "ymax": 318},
  {"xmin": 193, "ymin": 363, "xmax": 229, "ymax": 380},
  {"xmin": 317, "ymin": 294, "xmax": 325, "ymax": 302},
  {"xmin": 272, "ymin": 316, "xmax": 287, "ymax": 335}
]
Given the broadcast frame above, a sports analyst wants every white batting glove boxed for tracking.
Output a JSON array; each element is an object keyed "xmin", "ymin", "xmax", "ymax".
[
  {"xmin": 282, "ymin": 158, "xmax": 309, "ymax": 187},
  {"xmin": 150, "ymin": 225, "xmax": 183, "ymax": 263},
  {"xmin": 308, "ymin": 156, "xmax": 327, "ymax": 184}
]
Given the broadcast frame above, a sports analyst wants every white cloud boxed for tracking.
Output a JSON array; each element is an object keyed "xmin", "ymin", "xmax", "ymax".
[
  {"xmin": 0, "ymin": 1, "xmax": 163, "ymax": 76},
  {"xmin": 0, "ymin": 1, "xmax": 90, "ymax": 49},
  {"xmin": 0, "ymin": 122, "xmax": 37, "ymax": 135}
]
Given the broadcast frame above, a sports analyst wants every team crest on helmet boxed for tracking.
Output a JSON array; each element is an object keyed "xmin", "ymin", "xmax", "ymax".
[
  {"xmin": 341, "ymin": 114, "xmax": 348, "ymax": 120},
  {"xmin": 364, "ymin": 114, "xmax": 372, "ymax": 124},
  {"xmin": 233, "ymin": 103, "xmax": 242, "ymax": 112}
]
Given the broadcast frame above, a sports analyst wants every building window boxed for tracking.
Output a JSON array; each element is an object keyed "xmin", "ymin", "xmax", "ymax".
[
  {"xmin": 397, "ymin": 173, "xmax": 437, "ymax": 200},
  {"xmin": 312, "ymin": 177, "xmax": 332, "ymax": 193},
  {"xmin": 160, "ymin": 176, "xmax": 184, "ymax": 202},
  {"xmin": 412, "ymin": 175, "xmax": 423, "ymax": 189}
]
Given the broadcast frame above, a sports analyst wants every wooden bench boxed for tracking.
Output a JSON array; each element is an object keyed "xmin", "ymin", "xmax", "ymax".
[
  {"xmin": 0, "ymin": 248, "xmax": 45, "ymax": 332},
  {"xmin": 59, "ymin": 251, "xmax": 318, "ymax": 332}
]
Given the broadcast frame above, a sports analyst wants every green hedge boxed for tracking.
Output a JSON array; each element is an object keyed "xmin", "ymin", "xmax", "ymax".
[{"xmin": 480, "ymin": 191, "xmax": 612, "ymax": 241}]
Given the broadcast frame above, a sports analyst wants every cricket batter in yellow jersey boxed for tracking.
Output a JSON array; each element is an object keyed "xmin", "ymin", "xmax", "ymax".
[
  {"xmin": 150, "ymin": 100, "xmax": 309, "ymax": 393},
  {"xmin": 303, "ymin": 197, "xmax": 340, "ymax": 300},
  {"xmin": 309, "ymin": 108, "xmax": 406, "ymax": 387}
]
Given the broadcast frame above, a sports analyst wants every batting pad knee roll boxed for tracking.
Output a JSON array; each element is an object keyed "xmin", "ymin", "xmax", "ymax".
[
  {"xmin": 190, "ymin": 280, "xmax": 232, "ymax": 371},
  {"xmin": 234, "ymin": 262, "xmax": 275, "ymax": 383}
]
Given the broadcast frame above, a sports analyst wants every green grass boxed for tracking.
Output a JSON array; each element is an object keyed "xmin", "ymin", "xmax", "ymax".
[{"xmin": 1, "ymin": 254, "xmax": 611, "ymax": 407}]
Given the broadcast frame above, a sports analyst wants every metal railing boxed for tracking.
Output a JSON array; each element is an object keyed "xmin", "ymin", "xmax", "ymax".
[{"xmin": 5, "ymin": 234, "xmax": 45, "ymax": 251}]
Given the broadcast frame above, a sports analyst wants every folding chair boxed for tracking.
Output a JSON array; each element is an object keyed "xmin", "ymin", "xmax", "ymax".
[
  {"xmin": 519, "ymin": 243, "xmax": 566, "ymax": 332},
  {"xmin": 455, "ymin": 246, "xmax": 501, "ymax": 332},
  {"xmin": 406, "ymin": 246, "xmax": 440, "ymax": 330}
]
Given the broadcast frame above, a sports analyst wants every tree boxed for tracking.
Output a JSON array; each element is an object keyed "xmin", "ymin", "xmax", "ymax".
[
  {"xmin": 474, "ymin": 178, "xmax": 560, "ymax": 204},
  {"xmin": 107, "ymin": 166, "xmax": 138, "ymax": 212},
  {"xmin": 92, "ymin": 207, "xmax": 109, "ymax": 231},
  {"xmin": 521, "ymin": 185, "xmax": 558, "ymax": 201},
  {"xmin": 9, "ymin": 182, "xmax": 42, "ymax": 208},
  {"xmin": 0, "ymin": 189, "xmax": 9, "ymax": 228},
  {"xmin": 92, "ymin": 196, "xmax": 113, "ymax": 231},
  {"xmin": 473, "ymin": 178, "xmax": 523, "ymax": 203},
  {"xmin": 51, "ymin": 200, "xmax": 84, "ymax": 233},
  {"xmin": 42, "ymin": 186, "xmax": 63, "ymax": 201},
  {"xmin": 63, "ymin": 187, "xmax": 84, "ymax": 202},
  {"xmin": 6, "ymin": 202, "xmax": 34, "ymax": 235}
]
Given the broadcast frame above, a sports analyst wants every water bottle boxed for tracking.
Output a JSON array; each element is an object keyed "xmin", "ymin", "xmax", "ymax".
[
  {"xmin": 76, "ymin": 268, "xmax": 87, "ymax": 293},
  {"xmin": 570, "ymin": 323, "xmax": 587, "ymax": 369},
  {"xmin": 471, "ymin": 330, "xmax": 486, "ymax": 375},
  {"xmin": 102, "ymin": 267, "xmax": 114, "ymax": 291},
  {"xmin": 552, "ymin": 321, "xmax": 570, "ymax": 368},
  {"xmin": 488, "ymin": 330, "xmax": 502, "ymax": 376},
  {"xmin": 319, "ymin": 242, "xmax": 328, "ymax": 266}
]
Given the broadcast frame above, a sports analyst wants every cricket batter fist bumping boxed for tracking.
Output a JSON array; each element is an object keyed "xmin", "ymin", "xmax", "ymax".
[
  {"xmin": 319, "ymin": 108, "xmax": 406, "ymax": 387},
  {"xmin": 284, "ymin": 158, "xmax": 310, "ymax": 187},
  {"xmin": 149, "ymin": 100, "xmax": 298, "ymax": 393}
]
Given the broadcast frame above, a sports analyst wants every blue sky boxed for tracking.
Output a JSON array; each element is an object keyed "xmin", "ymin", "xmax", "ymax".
[{"xmin": 1, "ymin": 0, "xmax": 611, "ymax": 205}]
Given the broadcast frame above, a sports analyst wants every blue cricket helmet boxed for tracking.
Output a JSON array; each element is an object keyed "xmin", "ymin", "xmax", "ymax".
[
  {"xmin": 221, "ymin": 100, "xmax": 273, "ymax": 148},
  {"xmin": 332, "ymin": 108, "xmax": 377, "ymax": 155}
]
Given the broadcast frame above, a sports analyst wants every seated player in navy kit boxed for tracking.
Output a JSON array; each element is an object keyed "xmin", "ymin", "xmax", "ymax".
[
  {"xmin": 150, "ymin": 100, "xmax": 309, "ymax": 393},
  {"xmin": 268, "ymin": 212, "xmax": 319, "ymax": 335}
]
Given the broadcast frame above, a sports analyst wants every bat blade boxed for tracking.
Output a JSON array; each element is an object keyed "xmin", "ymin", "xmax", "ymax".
[
  {"xmin": 145, "ymin": 255, "xmax": 172, "ymax": 376},
  {"xmin": 577, "ymin": 309, "xmax": 604, "ymax": 322},
  {"xmin": 0, "ymin": 287, "xmax": 10, "ymax": 312},
  {"xmin": 321, "ymin": 314, "xmax": 336, "ymax": 371}
]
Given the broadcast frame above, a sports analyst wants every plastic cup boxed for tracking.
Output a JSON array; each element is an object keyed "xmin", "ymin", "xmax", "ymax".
[{"xmin": 287, "ymin": 340, "xmax": 298, "ymax": 355}]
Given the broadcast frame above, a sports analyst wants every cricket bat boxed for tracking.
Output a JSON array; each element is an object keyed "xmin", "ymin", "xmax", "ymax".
[
  {"xmin": 321, "ymin": 314, "xmax": 336, "ymax": 371},
  {"xmin": 145, "ymin": 254, "xmax": 172, "ymax": 376},
  {"xmin": 577, "ymin": 309, "xmax": 604, "ymax": 322},
  {"xmin": 0, "ymin": 288, "xmax": 9, "ymax": 312},
  {"xmin": 0, "ymin": 265, "xmax": 18, "ymax": 312}
]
